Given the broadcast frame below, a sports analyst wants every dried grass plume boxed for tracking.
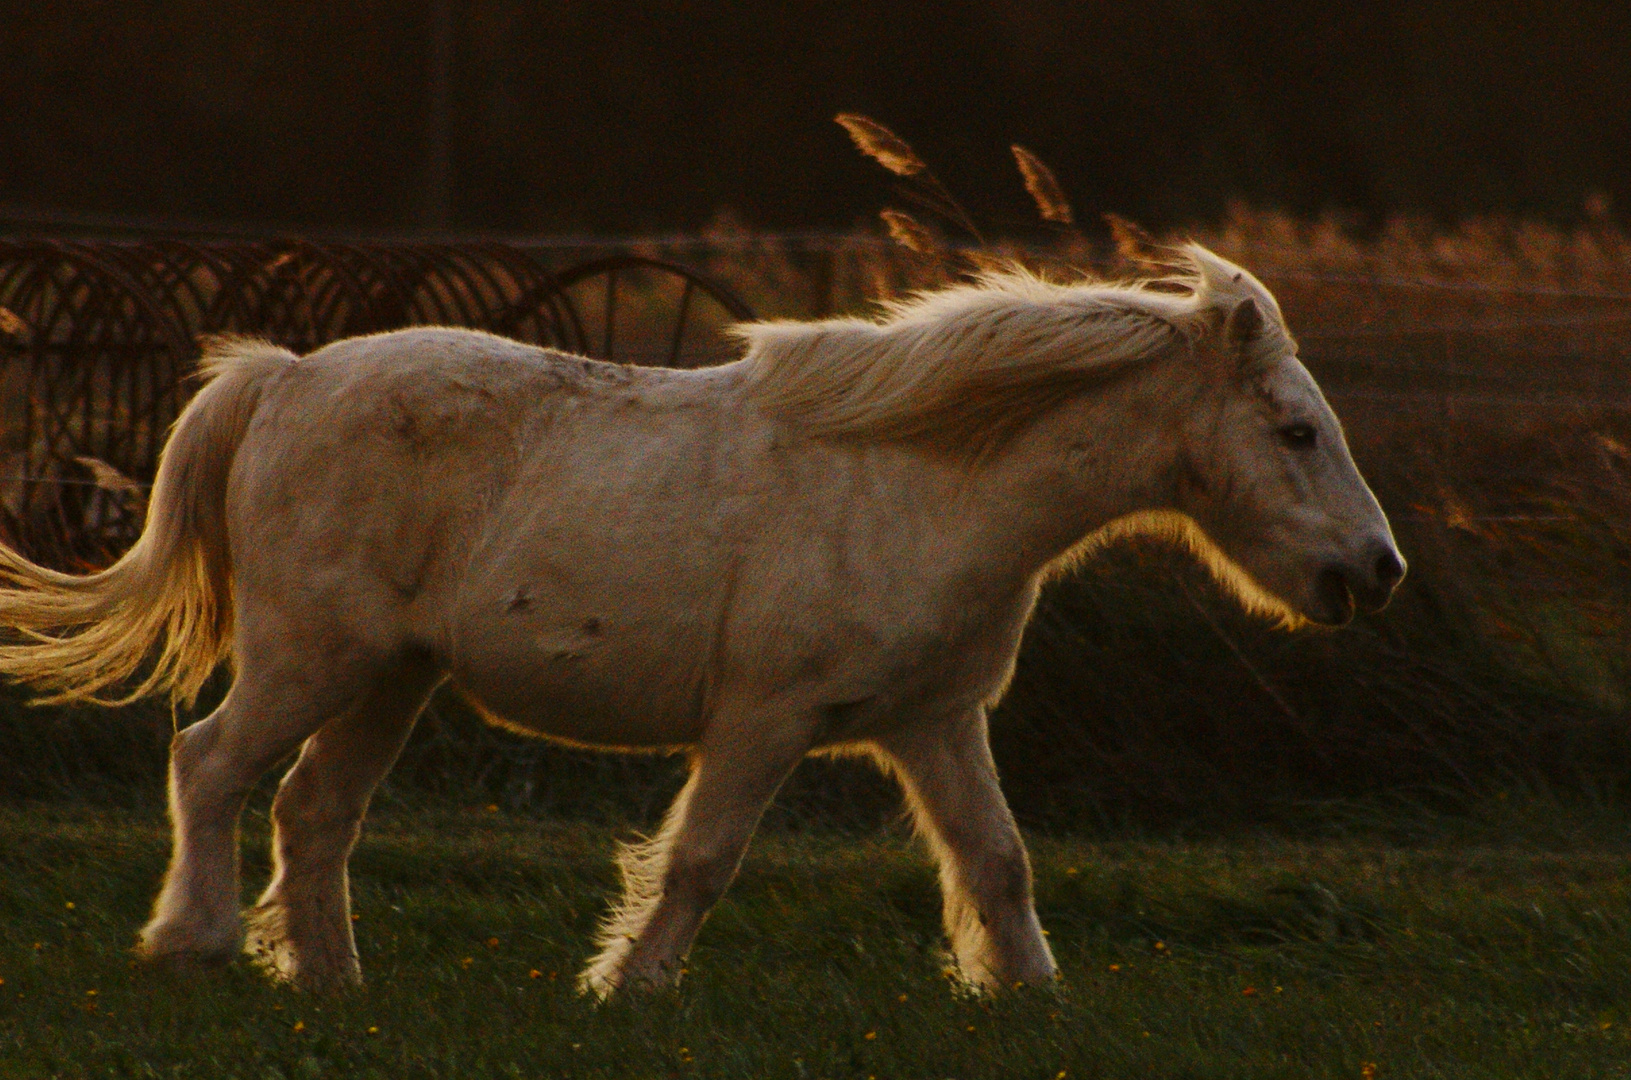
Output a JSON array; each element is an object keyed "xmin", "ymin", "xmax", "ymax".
[
  {"xmin": 836, "ymin": 114, "xmax": 927, "ymax": 177},
  {"xmin": 1012, "ymin": 145, "xmax": 1074, "ymax": 225},
  {"xmin": 880, "ymin": 209, "xmax": 942, "ymax": 256}
]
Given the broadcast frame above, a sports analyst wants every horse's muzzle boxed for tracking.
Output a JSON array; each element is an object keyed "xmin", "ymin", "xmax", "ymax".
[{"xmin": 1316, "ymin": 541, "xmax": 1406, "ymax": 625}]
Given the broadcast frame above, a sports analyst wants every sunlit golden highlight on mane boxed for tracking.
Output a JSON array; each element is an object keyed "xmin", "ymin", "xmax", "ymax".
[{"xmin": 737, "ymin": 242, "xmax": 1291, "ymax": 453}]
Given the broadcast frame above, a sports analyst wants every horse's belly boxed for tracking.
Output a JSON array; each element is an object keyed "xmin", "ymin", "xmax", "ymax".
[{"xmin": 449, "ymin": 619, "xmax": 708, "ymax": 749}]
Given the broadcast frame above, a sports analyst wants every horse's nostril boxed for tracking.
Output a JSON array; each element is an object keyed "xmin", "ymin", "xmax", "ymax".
[{"xmin": 1374, "ymin": 548, "xmax": 1405, "ymax": 590}]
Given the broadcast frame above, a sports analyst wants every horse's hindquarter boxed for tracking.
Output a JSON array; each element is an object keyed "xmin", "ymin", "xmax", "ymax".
[
  {"xmin": 223, "ymin": 331, "xmax": 724, "ymax": 742},
  {"xmin": 227, "ymin": 331, "xmax": 556, "ymax": 656}
]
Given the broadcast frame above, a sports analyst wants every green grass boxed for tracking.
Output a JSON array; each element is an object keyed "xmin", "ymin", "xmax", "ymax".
[{"xmin": 4, "ymin": 804, "xmax": 1631, "ymax": 1079}]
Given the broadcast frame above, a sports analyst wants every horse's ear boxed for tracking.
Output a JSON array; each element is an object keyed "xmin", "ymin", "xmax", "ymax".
[{"xmin": 1224, "ymin": 297, "xmax": 1263, "ymax": 348}]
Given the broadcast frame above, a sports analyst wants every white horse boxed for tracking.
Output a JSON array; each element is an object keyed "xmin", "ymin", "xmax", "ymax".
[{"xmin": 0, "ymin": 243, "xmax": 1401, "ymax": 996}]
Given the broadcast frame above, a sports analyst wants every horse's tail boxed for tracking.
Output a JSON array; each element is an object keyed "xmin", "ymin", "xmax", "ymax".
[{"xmin": 0, "ymin": 338, "xmax": 296, "ymax": 707}]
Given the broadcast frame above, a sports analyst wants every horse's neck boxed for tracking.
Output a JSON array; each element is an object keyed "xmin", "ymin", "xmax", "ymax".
[{"xmin": 938, "ymin": 364, "xmax": 1195, "ymax": 578}]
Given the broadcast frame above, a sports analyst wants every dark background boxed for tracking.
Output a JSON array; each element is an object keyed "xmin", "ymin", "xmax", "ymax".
[{"xmin": 2, "ymin": 1, "xmax": 1627, "ymax": 236}]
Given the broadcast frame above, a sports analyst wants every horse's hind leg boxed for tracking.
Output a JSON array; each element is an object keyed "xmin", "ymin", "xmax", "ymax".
[
  {"xmin": 580, "ymin": 723, "xmax": 807, "ymax": 998},
  {"xmin": 244, "ymin": 662, "xmax": 441, "ymax": 990},
  {"xmin": 138, "ymin": 645, "xmax": 371, "ymax": 966},
  {"xmin": 877, "ymin": 709, "xmax": 1057, "ymax": 990}
]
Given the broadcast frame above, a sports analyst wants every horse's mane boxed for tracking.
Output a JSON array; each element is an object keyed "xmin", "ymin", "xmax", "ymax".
[{"xmin": 737, "ymin": 243, "xmax": 1289, "ymax": 453}]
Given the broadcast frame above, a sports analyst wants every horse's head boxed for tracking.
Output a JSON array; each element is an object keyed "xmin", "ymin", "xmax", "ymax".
[{"xmin": 1169, "ymin": 246, "xmax": 1404, "ymax": 627}]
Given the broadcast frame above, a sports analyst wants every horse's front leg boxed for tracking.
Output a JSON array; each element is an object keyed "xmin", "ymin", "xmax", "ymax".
[
  {"xmin": 580, "ymin": 715, "xmax": 807, "ymax": 998},
  {"xmin": 878, "ymin": 708, "xmax": 1058, "ymax": 990}
]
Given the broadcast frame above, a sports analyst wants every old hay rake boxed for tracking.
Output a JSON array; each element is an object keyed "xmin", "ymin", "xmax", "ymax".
[{"xmin": 0, "ymin": 240, "xmax": 753, "ymax": 569}]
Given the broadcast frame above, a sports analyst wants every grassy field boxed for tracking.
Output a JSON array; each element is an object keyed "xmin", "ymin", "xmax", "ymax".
[{"xmin": 4, "ymin": 802, "xmax": 1631, "ymax": 1079}]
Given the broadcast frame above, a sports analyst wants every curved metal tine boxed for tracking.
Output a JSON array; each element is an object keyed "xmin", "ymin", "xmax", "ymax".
[
  {"xmin": 102, "ymin": 244, "xmax": 170, "ymax": 469},
  {"xmin": 37, "ymin": 258, "xmax": 95, "ymax": 560},
  {"xmin": 433, "ymin": 248, "xmax": 490, "ymax": 327},
  {"xmin": 294, "ymin": 248, "xmax": 344, "ymax": 347},
  {"xmin": 140, "ymin": 242, "xmax": 216, "ymax": 451},
  {"xmin": 42, "ymin": 487, "xmax": 71, "ymax": 568},
  {"xmin": 467, "ymin": 242, "xmax": 538, "ymax": 312},
  {"xmin": 603, "ymin": 267, "xmax": 617, "ymax": 362},
  {"xmin": 547, "ymin": 256, "xmax": 762, "ymax": 365},
  {"xmin": 18, "ymin": 262, "xmax": 67, "ymax": 499},
  {"xmin": 46, "ymin": 246, "xmax": 188, "ymax": 488},
  {"xmin": 69, "ymin": 264, "xmax": 115, "ymax": 473},
  {"xmin": 485, "ymin": 251, "xmax": 580, "ymax": 351},
  {"xmin": 446, "ymin": 249, "xmax": 498, "ymax": 327},
  {"xmin": 449, "ymin": 245, "xmax": 526, "ymax": 329},
  {"xmin": 524, "ymin": 251, "xmax": 588, "ymax": 354},
  {"xmin": 402, "ymin": 247, "xmax": 457, "ymax": 326},
  {"xmin": 203, "ymin": 242, "xmax": 275, "ymax": 335},
  {"xmin": 394, "ymin": 246, "xmax": 472, "ymax": 328},
  {"xmin": 389, "ymin": 246, "xmax": 439, "ymax": 326},
  {"xmin": 266, "ymin": 242, "xmax": 325, "ymax": 346},
  {"xmin": 103, "ymin": 254, "xmax": 139, "ymax": 468},
  {"xmin": 302, "ymin": 240, "xmax": 389, "ymax": 340},
  {"xmin": 308, "ymin": 248, "xmax": 362, "ymax": 347},
  {"xmin": 272, "ymin": 243, "xmax": 326, "ymax": 346},
  {"xmin": 497, "ymin": 272, "xmax": 567, "ymax": 346},
  {"xmin": 246, "ymin": 241, "xmax": 309, "ymax": 347},
  {"xmin": 140, "ymin": 244, "xmax": 218, "ymax": 469},
  {"xmin": 2, "ymin": 261, "xmax": 50, "ymax": 487},
  {"xmin": 473, "ymin": 243, "xmax": 569, "ymax": 347},
  {"xmin": 132, "ymin": 244, "xmax": 202, "ymax": 472},
  {"xmin": 40, "ymin": 261, "xmax": 94, "ymax": 472},
  {"xmin": 551, "ymin": 254, "xmax": 756, "ymax": 325},
  {"xmin": 668, "ymin": 277, "xmax": 695, "ymax": 368},
  {"xmin": 345, "ymin": 245, "xmax": 400, "ymax": 336},
  {"xmin": 146, "ymin": 241, "xmax": 215, "ymax": 329},
  {"xmin": 26, "ymin": 251, "xmax": 85, "ymax": 469},
  {"xmin": 552, "ymin": 289, "xmax": 589, "ymax": 356},
  {"xmin": 326, "ymin": 242, "xmax": 414, "ymax": 333}
]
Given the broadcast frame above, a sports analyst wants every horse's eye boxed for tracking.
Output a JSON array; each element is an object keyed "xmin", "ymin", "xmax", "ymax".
[{"xmin": 1278, "ymin": 423, "xmax": 1317, "ymax": 448}]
